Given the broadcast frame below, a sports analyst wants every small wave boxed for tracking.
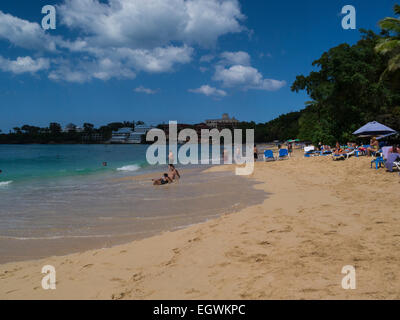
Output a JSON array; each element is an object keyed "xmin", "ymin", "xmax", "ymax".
[
  {"xmin": 117, "ymin": 164, "xmax": 140, "ymax": 172},
  {"xmin": 0, "ymin": 181, "xmax": 13, "ymax": 187},
  {"xmin": 0, "ymin": 230, "xmax": 153, "ymax": 241}
]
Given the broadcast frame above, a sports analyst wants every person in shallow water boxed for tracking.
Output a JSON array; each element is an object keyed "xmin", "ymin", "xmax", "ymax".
[
  {"xmin": 168, "ymin": 164, "xmax": 181, "ymax": 181},
  {"xmin": 152, "ymin": 173, "xmax": 173, "ymax": 186}
]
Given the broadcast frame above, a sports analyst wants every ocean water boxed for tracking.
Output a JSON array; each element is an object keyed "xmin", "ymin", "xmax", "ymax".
[
  {"xmin": 0, "ymin": 144, "xmax": 265, "ymax": 263},
  {"xmin": 0, "ymin": 144, "xmax": 150, "ymax": 184}
]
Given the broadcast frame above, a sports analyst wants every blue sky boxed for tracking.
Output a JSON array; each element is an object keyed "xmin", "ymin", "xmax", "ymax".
[{"xmin": 0, "ymin": 0, "xmax": 397, "ymax": 132}]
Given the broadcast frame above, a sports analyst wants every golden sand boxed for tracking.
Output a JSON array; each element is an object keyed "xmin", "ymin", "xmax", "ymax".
[{"xmin": 1, "ymin": 150, "xmax": 400, "ymax": 299}]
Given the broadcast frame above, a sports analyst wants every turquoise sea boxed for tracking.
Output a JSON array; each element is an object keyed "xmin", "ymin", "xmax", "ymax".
[
  {"xmin": 0, "ymin": 144, "xmax": 150, "ymax": 185},
  {"xmin": 0, "ymin": 144, "xmax": 264, "ymax": 263}
]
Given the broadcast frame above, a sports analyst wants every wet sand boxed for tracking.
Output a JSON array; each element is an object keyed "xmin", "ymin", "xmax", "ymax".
[
  {"xmin": 1, "ymin": 149, "xmax": 400, "ymax": 299},
  {"xmin": 0, "ymin": 167, "xmax": 265, "ymax": 264}
]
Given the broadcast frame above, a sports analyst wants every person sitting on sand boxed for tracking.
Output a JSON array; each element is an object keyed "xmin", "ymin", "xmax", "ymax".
[
  {"xmin": 168, "ymin": 164, "xmax": 181, "ymax": 181},
  {"xmin": 367, "ymin": 137, "xmax": 379, "ymax": 156},
  {"xmin": 152, "ymin": 173, "xmax": 173, "ymax": 186}
]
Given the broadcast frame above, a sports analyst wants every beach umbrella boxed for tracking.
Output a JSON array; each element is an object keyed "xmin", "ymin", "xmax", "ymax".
[
  {"xmin": 377, "ymin": 132, "xmax": 397, "ymax": 140},
  {"xmin": 377, "ymin": 132, "xmax": 400, "ymax": 141},
  {"xmin": 353, "ymin": 121, "xmax": 397, "ymax": 137}
]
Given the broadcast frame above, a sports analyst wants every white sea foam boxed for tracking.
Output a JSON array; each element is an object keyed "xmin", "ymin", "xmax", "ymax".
[
  {"xmin": 117, "ymin": 164, "xmax": 140, "ymax": 172},
  {"xmin": 0, "ymin": 181, "xmax": 12, "ymax": 187}
]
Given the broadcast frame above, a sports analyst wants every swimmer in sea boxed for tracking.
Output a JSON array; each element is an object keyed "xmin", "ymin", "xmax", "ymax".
[{"xmin": 152, "ymin": 173, "xmax": 173, "ymax": 186}]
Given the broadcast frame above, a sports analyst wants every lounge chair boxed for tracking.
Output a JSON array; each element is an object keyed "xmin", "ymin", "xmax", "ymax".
[
  {"xmin": 344, "ymin": 149, "xmax": 355, "ymax": 159},
  {"xmin": 263, "ymin": 150, "xmax": 276, "ymax": 162},
  {"xmin": 394, "ymin": 159, "xmax": 400, "ymax": 175},
  {"xmin": 304, "ymin": 146, "xmax": 315, "ymax": 153},
  {"xmin": 371, "ymin": 151, "xmax": 385, "ymax": 169},
  {"xmin": 278, "ymin": 149, "xmax": 289, "ymax": 160},
  {"xmin": 332, "ymin": 153, "xmax": 346, "ymax": 161}
]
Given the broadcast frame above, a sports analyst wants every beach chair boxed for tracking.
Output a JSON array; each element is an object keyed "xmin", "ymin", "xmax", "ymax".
[
  {"xmin": 371, "ymin": 152, "xmax": 385, "ymax": 170},
  {"xmin": 344, "ymin": 149, "xmax": 355, "ymax": 159},
  {"xmin": 263, "ymin": 150, "xmax": 276, "ymax": 162},
  {"xmin": 321, "ymin": 150, "xmax": 332, "ymax": 156},
  {"xmin": 332, "ymin": 153, "xmax": 345, "ymax": 161},
  {"xmin": 394, "ymin": 159, "xmax": 400, "ymax": 175},
  {"xmin": 278, "ymin": 149, "xmax": 289, "ymax": 160}
]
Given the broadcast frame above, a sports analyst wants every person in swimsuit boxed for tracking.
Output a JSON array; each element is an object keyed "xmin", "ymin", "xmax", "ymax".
[
  {"xmin": 152, "ymin": 173, "xmax": 173, "ymax": 186},
  {"xmin": 367, "ymin": 137, "xmax": 379, "ymax": 156},
  {"xmin": 168, "ymin": 164, "xmax": 181, "ymax": 181},
  {"xmin": 334, "ymin": 142, "xmax": 344, "ymax": 155},
  {"xmin": 254, "ymin": 145, "xmax": 258, "ymax": 160}
]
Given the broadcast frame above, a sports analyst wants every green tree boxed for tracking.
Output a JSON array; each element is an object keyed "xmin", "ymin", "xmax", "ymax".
[
  {"xmin": 83, "ymin": 123, "xmax": 94, "ymax": 133},
  {"xmin": 375, "ymin": 4, "xmax": 400, "ymax": 78},
  {"xmin": 49, "ymin": 123, "xmax": 61, "ymax": 135},
  {"xmin": 292, "ymin": 30, "xmax": 399, "ymax": 144}
]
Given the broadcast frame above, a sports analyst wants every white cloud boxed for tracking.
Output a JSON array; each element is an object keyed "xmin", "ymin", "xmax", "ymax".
[
  {"xmin": 116, "ymin": 45, "xmax": 193, "ymax": 73},
  {"xmin": 189, "ymin": 85, "xmax": 227, "ymax": 97},
  {"xmin": 0, "ymin": 56, "xmax": 50, "ymax": 74},
  {"xmin": 134, "ymin": 86, "xmax": 158, "ymax": 94},
  {"xmin": 220, "ymin": 51, "xmax": 250, "ymax": 66},
  {"xmin": 0, "ymin": 11, "xmax": 58, "ymax": 52},
  {"xmin": 214, "ymin": 64, "xmax": 286, "ymax": 91},
  {"xmin": 48, "ymin": 58, "xmax": 136, "ymax": 83},
  {"xmin": 211, "ymin": 51, "xmax": 285, "ymax": 91},
  {"xmin": 0, "ymin": 0, "xmax": 246, "ymax": 83},
  {"xmin": 57, "ymin": 0, "xmax": 244, "ymax": 49}
]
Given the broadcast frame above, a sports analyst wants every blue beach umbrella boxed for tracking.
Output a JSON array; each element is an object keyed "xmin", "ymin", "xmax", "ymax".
[{"xmin": 353, "ymin": 121, "xmax": 397, "ymax": 137}]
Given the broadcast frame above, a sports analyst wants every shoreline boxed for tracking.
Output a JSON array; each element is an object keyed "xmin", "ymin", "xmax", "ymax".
[
  {"xmin": 1, "ymin": 150, "xmax": 400, "ymax": 299},
  {"xmin": 0, "ymin": 165, "xmax": 265, "ymax": 265}
]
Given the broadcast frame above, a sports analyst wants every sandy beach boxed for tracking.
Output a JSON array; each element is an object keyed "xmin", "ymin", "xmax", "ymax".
[{"xmin": 1, "ymin": 149, "xmax": 400, "ymax": 300}]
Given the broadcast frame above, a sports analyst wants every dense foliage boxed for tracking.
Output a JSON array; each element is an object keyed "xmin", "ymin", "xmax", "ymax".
[
  {"xmin": 240, "ymin": 6, "xmax": 400, "ymax": 145},
  {"xmin": 0, "ymin": 121, "xmax": 141, "ymax": 144}
]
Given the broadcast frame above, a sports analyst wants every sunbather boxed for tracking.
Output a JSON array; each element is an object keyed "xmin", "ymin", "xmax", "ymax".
[
  {"xmin": 168, "ymin": 164, "xmax": 181, "ymax": 181},
  {"xmin": 153, "ymin": 173, "xmax": 173, "ymax": 186},
  {"xmin": 334, "ymin": 142, "xmax": 344, "ymax": 155},
  {"xmin": 367, "ymin": 137, "xmax": 379, "ymax": 156}
]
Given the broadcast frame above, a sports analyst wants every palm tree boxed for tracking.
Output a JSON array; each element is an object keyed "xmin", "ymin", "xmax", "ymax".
[{"xmin": 375, "ymin": 4, "xmax": 400, "ymax": 78}]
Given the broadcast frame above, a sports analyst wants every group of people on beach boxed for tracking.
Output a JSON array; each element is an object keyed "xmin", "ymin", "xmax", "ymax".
[
  {"xmin": 328, "ymin": 137, "xmax": 399, "ymax": 157},
  {"xmin": 152, "ymin": 164, "xmax": 181, "ymax": 186}
]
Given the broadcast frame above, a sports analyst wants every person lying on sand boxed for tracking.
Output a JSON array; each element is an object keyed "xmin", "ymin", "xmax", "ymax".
[
  {"xmin": 168, "ymin": 164, "xmax": 181, "ymax": 181},
  {"xmin": 152, "ymin": 173, "xmax": 173, "ymax": 186}
]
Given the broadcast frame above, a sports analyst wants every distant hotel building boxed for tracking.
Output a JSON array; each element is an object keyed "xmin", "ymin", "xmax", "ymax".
[
  {"xmin": 205, "ymin": 113, "xmax": 239, "ymax": 129},
  {"xmin": 110, "ymin": 125, "xmax": 154, "ymax": 144}
]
